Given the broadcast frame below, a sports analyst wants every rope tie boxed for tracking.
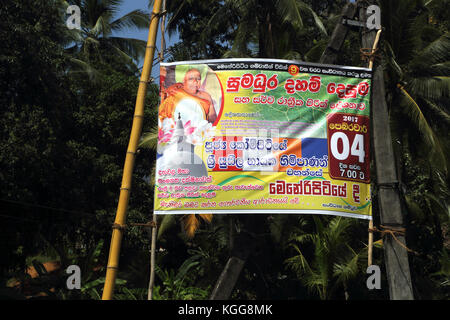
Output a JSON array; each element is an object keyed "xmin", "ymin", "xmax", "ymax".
[
  {"xmin": 150, "ymin": 10, "xmax": 167, "ymax": 20},
  {"xmin": 112, "ymin": 221, "xmax": 157, "ymax": 231},
  {"xmin": 112, "ymin": 223, "xmax": 127, "ymax": 230},
  {"xmin": 360, "ymin": 47, "xmax": 380, "ymax": 64},
  {"xmin": 131, "ymin": 221, "xmax": 157, "ymax": 228},
  {"xmin": 368, "ymin": 225, "xmax": 419, "ymax": 255}
]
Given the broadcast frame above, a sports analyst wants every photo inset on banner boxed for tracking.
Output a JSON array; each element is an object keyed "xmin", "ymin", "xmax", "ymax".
[
  {"xmin": 159, "ymin": 64, "xmax": 222, "ymax": 127},
  {"xmin": 156, "ymin": 63, "xmax": 223, "ymax": 184}
]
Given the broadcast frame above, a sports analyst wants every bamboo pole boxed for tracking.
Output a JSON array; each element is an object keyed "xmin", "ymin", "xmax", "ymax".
[
  {"xmin": 367, "ymin": 29, "xmax": 382, "ymax": 267},
  {"xmin": 361, "ymin": 1, "xmax": 413, "ymax": 297},
  {"xmin": 147, "ymin": 0, "xmax": 166, "ymax": 301},
  {"xmin": 147, "ymin": 216, "xmax": 157, "ymax": 300},
  {"xmin": 102, "ymin": 0, "xmax": 163, "ymax": 300},
  {"xmin": 368, "ymin": 30, "xmax": 382, "ymax": 70}
]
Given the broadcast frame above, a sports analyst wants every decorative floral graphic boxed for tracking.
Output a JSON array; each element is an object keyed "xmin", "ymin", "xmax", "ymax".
[
  {"xmin": 157, "ymin": 117, "xmax": 216, "ymax": 154},
  {"xmin": 186, "ymin": 119, "xmax": 216, "ymax": 146}
]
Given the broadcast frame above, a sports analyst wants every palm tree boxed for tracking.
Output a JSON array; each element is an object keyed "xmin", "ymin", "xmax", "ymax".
[
  {"xmin": 366, "ymin": 0, "xmax": 450, "ymax": 298},
  {"xmin": 64, "ymin": 0, "xmax": 150, "ymax": 70},
  {"xmin": 163, "ymin": 0, "xmax": 326, "ymax": 59},
  {"xmin": 379, "ymin": 0, "xmax": 449, "ymax": 243},
  {"xmin": 285, "ymin": 216, "xmax": 367, "ymax": 299},
  {"xmin": 161, "ymin": 0, "xmax": 234, "ymax": 60},
  {"xmin": 207, "ymin": 0, "xmax": 327, "ymax": 58},
  {"xmin": 380, "ymin": 0, "xmax": 450, "ymax": 170}
]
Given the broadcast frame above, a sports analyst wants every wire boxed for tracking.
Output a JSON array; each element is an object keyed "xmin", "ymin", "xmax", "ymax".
[
  {"xmin": 0, "ymin": 212, "xmax": 38, "ymax": 223},
  {"xmin": 0, "ymin": 198, "xmax": 97, "ymax": 218}
]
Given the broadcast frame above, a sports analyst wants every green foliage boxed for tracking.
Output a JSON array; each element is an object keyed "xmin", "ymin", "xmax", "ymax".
[
  {"xmin": 65, "ymin": 0, "xmax": 150, "ymax": 67},
  {"xmin": 285, "ymin": 216, "xmax": 369, "ymax": 299},
  {"xmin": 379, "ymin": 0, "xmax": 449, "ymax": 299},
  {"xmin": 164, "ymin": 0, "xmax": 235, "ymax": 60},
  {"xmin": 0, "ymin": 0, "xmax": 158, "ymax": 299},
  {"xmin": 153, "ymin": 259, "xmax": 210, "ymax": 300}
]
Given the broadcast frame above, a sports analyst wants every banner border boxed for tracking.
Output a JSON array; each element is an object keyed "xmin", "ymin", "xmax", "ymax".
[
  {"xmin": 160, "ymin": 57, "xmax": 372, "ymax": 73},
  {"xmin": 155, "ymin": 58, "xmax": 372, "ymax": 219},
  {"xmin": 154, "ymin": 209, "xmax": 372, "ymax": 220}
]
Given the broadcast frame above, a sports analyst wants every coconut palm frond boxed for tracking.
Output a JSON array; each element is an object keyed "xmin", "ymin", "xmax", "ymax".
[
  {"xmin": 285, "ymin": 216, "xmax": 364, "ymax": 299},
  {"xmin": 423, "ymin": 98, "xmax": 450, "ymax": 125},
  {"xmin": 157, "ymin": 214, "xmax": 176, "ymax": 239},
  {"xmin": 139, "ymin": 128, "xmax": 159, "ymax": 150},
  {"xmin": 198, "ymin": 213, "xmax": 213, "ymax": 223},
  {"xmin": 397, "ymin": 84, "xmax": 437, "ymax": 147},
  {"xmin": 282, "ymin": 50, "xmax": 303, "ymax": 61},
  {"xmin": 424, "ymin": 193, "xmax": 450, "ymax": 221},
  {"xmin": 326, "ymin": 219, "xmax": 353, "ymax": 252},
  {"xmin": 288, "ymin": 232, "xmax": 316, "ymax": 244},
  {"xmin": 304, "ymin": 39, "xmax": 328, "ymax": 62},
  {"xmin": 65, "ymin": 0, "xmax": 150, "ymax": 68},
  {"xmin": 108, "ymin": 37, "xmax": 147, "ymax": 63},
  {"xmin": 66, "ymin": 56, "xmax": 101, "ymax": 81},
  {"xmin": 413, "ymin": 32, "xmax": 450, "ymax": 67},
  {"xmin": 303, "ymin": 272, "xmax": 328, "ymax": 299},
  {"xmin": 178, "ymin": 213, "xmax": 215, "ymax": 239},
  {"xmin": 277, "ymin": 0, "xmax": 327, "ymax": 35},
  {"xmin": 408, "ymin": 76, "xmax": 450, "ymax": 101},
  {"xmin": 428, "ymin": 62, "xmax": 450, "ymax": 77},
  {"xmin": 182, "ymin": 214, "xmax": 200, "ymax": 238},
  {"xmin": 384, "ymin": 42, "xmax": 404, "ymax": 80},
  {"xmin": 405, "ymin": 195, "xmax": 426, "ymax": 221},
  {"xmin": 397, "ymin": 84, "xmax": 448, "ymax": 171},
  {"xmin": 91, "ymin": 15, "xmax": 111, "ymax": 37},
  {"xmin": 276, "ymin": 0, "xmax": 305, "ymax": 30},
  {"xmin": 231, "ymin": 16, "xmax": 258, "ymax": 56},
  {"xmin": 285, "ymin": 243, "xmax": 313, "ymax": 274},
  {"xmin": 333, "ymin": 250, "xmax": 360, "ymax": 284},
  {"xmin": 205, "ymin": 0, "xmax": 233, "ymax": 36},
  {"xmin": 110, "ymin": 9, "xmax": 150, "ymax": 32},
  {"xmin": 297, "ymin": 2, "xmax": 327, "ymax": 36},
  {"xmin": 166, "ymin": 0, "xmax": 189, "ymax": 36}
]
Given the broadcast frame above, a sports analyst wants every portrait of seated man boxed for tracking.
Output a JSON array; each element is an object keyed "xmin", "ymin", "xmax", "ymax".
[{"xmin": 159, "ymin": 67, "xmax": 217, "ymax": 126}]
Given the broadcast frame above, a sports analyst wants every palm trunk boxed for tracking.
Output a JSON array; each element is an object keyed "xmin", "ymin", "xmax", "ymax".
[
  {"xmin": 210, "ymin": 215, "xmax": 261, "ymax": 299},
  {"xmin": 148, "ymin": 0, "xmax": 166, "ymax": 301},
  {"xmin": 209, "ymin": 227, "xmax": 252, "ymax": 299}
]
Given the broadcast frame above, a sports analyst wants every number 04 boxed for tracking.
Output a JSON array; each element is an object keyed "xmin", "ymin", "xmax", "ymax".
[{"xmin": 330, "ymin": 132, "xmax": 365, "ymax": 163}]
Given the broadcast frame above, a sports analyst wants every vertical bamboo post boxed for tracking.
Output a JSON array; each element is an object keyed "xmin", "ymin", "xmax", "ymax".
[
  {"xmin": 361, "ymin": 2, "xmax": 413, "ymax": 298},
  {"xmin": 147, "ymin": 217, "xmax": 157, "ymax": 300},
  {"xmin": 102, "ymin": 0, "xmax": 163, "ymax": 300},
  {"xmin": 147, "ymin": 0, "xmax": 166, "ymax": 301},
  {"xmin": 368, "ymin": 29, "xmax": 382, "ymax": 267}
]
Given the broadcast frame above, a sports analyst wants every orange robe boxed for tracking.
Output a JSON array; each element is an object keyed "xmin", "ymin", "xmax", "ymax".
[{"xmin": 159, "ymin": 88, "xmax": 211, "ymax": 122}]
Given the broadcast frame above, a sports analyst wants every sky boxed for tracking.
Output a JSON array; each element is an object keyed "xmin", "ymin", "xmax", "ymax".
[{"xmin": 114, "ymin": 0, "xmax": 180, "ymax": 81}]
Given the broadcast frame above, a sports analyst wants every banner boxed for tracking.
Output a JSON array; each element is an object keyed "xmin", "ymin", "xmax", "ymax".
[{"xmin": 154, "ymin": 59, "xmax": 372, "ymax": 219}]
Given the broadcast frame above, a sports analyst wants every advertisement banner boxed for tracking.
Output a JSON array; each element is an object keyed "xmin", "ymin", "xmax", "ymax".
[{"xmin": 154, "ymin": 59, "xmax": 372, "ymax": 219}]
